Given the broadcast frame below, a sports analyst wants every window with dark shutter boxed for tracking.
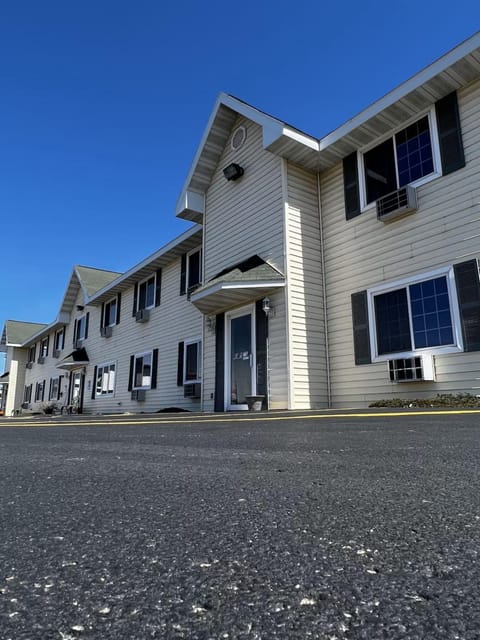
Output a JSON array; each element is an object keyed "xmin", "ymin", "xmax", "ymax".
[
  {"xmin": 91, "ymin": 366, "xmax": 98, "ymax": 399},
  {"xmin": 116, "ymin": 293, "xmax": 121, "ymax": 324},
  {"xmin": 351, "ymin": 291, "xmax": 372, "ymax": 365},
  {"xmin": 436, "ymin": 91, "xmax": 465, "ymax": 176},
  {"xmin": 343, "ymin": 152, "xmax": 361, "ymax": 220},
  {"xmin": 151, "ymin": 349, "xmax": 159, "ymax": 389},
  {"xmin": 454, "ymin": 260, "xmax": 480, "ymax": 352},
  {"xmin": 177, "ymin": 342, "xmax": 184, "ymax": 386},
  {"xmin": 155, "ymin": 270, "xmax": 162, "ymax": 307},
  {"xmin": 180, "ymin": 254, "xmax": 187, "ymax": 295},
  {"xmin": 128, "ymin": 355, "xmax": 134, "ymax": 391}
]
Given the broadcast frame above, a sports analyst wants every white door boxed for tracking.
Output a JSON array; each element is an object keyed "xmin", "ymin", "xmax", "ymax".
[{"xmin": 225, "ymin": 304, "xmax": 256, "ymax": 411}]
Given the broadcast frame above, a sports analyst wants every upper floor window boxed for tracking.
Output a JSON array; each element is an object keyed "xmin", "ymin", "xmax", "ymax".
[
  {"xmin": 343, "ymin": 91, "xmax": 465, "ymax": 220},
  {"xmin": 27, "ymin": 344, "xmax": 36, "ymax": 363},
  {"xmin": 39, "ymin": 336, "xmax": 49, "ymax": 358},
  {"xmin": 104, "ymin": 298, "xmax": 117, "ymax": 326},
  {"xmin": 363, "ymin": 115, "xmax": 437, "ymax": 206},
  {"xmin": 74, "ymin": 313, "xmax": 89, "ymax": 345},
  {"xmin": 180, "ymin": 248, "xmax": 202, "ymax": 295},
  {"xmin": 132, "ymin": 271, "xmax": 161, "ymax": 316},
  {"xmin": 54, "ymin": 328, "xmax": 65, "ymax": 352}
]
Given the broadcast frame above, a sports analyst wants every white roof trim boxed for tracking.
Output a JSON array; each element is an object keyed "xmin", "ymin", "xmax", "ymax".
[
  {"xmin": 320, "ymin": 31, "xmax": 480, "ymax": 151},
  {"xmin": 190, "ymin": 279, "xmax": 286, "ymax": 302},
  {"xmin": 88, "ymin": 224, "xmax": 202, "ymax": 302}
]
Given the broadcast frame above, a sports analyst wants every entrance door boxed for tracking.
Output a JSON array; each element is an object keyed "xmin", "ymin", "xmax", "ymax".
[
  {"xmin": 225, "ymin": 305, "xmax": 255, "ymax": 410},
  {"xmin": 70, "ymin": 370, "xmax": 85, "ymax": 413}
]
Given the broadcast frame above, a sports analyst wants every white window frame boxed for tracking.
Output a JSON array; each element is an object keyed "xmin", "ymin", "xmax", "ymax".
[
  {"xmin": 40, "ymin": 337, "xmax": 49, "ymax": 357},
  {"xmin": 358, "ymin": 107, "xmax": 442, "ymax": 212},
  {"xmin": 104, "ymin": 297, "xmax": 117, "ymax": 327},
  {"xmin": 367, "ymin": 265, "xmax": 464, "ymax": 362},
  {"xmin": 49, "ymin": 377, "xmax": 60, "ymax": 401},
  {"xmin": 96, "ymin": 362, "xmax": 116, "ymax": 396},
  {"xmin": 76, "ymin": 315, "xmax": 87, "ymax": 341},
  {"xmin": 186, "ymin": 247, "xmax": 202, "ymax": 290},
  {"xmin": 133, "ymin": 351, "xmax": 153, "ymax": 390},
  {"xmin": 55, "ymin": 328, "xmax": 65, "ymax": 351},
  {"xmin": 183, "ymin": 337, "xmax": 202, "ymax": 384},
  {"xmin": 28, "ymin": 344, "xmax": 36, "ymax": 363},
  {"xmin": 137, "ymin": 275, "xmax": 156, "ymax": 311}
]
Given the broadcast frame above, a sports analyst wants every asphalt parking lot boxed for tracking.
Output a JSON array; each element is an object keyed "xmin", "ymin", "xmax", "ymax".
[{"xmin": 1, "ymin": 410, "xmax": 479, "ymax": 639}]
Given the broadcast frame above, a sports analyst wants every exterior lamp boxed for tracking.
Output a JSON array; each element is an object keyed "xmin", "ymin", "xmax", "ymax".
[
  {"xmin": 262, "ymin": 297, "xmax": 271, "ymax": 316},
  {"xmin": 223, "ymin": 163, "xmax": 244, "ymax": 181}
]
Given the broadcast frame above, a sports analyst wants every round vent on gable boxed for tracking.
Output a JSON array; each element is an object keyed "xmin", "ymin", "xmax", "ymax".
[{"xmin": 231, "ymin": 126, "xmax": 247, "ymax": 151}]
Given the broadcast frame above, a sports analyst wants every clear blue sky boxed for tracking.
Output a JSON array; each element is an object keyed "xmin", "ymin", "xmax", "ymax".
[{"xmin": 1, "ymin": 0, "xmax": 478, "ymax": 369}]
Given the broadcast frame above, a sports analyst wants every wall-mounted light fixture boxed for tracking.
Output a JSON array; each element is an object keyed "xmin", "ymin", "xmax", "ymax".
[
  {"xmin": 223, "ymin": 163, "xmax": 244, "ymax": 181},
  {"xmin": 76, "ymin": 305, "xmax": 84, "ymax": 311},
  {"xmin": 262, "ymin": 297, "xmax": 271, "ymax": 316}
]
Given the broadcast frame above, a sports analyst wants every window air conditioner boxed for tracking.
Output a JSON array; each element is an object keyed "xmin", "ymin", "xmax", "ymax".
[
  {"xmin": 377, "ymin": 185, "xmax": 417, "ymax": 222},
  {"xmin": 388, "ymin": 355, "xmax": 435, "ymax": 382},
  {"xmin": 131, "ymin": 389, "xmax": 146, "ymax": 401},
  {"xmin": 184, "ymin": 383, "xmax": 201, "ymax": 398},
  {"xmin": 26, "ymin": 362, "xmax": 33, "ymax": 369},
  {"xmin": 135, "ymin": 309, "xmax": 150, "ymax": 323},
  {"xmin": 21, "ymin": 402, "xmax": 30, "ymax": 410},
  {"xmin": 101, "ymin": 326, "xmax": 113, "ymax": 338},
  {"xmin": 37, "ymin": 356, "xmax": 46, "ymax": 364}
]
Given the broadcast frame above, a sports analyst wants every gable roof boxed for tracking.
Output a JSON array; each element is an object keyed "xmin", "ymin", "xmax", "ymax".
[
  {"xmin": 59, "ymin": 265, "xmax": 122, "ymax": 315},
  {"xmin": 0, "ymin": 320, "xmax": 48, "ymax": 351},
  {"xmin": 176, "ymin": 93, "xmax": 319, "ymax": 222}
]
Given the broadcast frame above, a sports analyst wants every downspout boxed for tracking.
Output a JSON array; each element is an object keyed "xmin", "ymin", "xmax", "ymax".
[{"xmin": 317, "ymin": 172, "xmax": 332, "ymax": 408}]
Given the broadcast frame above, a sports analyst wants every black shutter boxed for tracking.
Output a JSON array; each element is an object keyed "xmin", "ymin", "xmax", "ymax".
[
  {"xmin": 214, "ymin": 313, "xmax": 225, "ymax": 411},
  {"xmin": 155, "ymin": 269, "xmax": 162, "ymax": 307},
  {"xmin": 351, "ymin": 291, "xmax": 372, "ymax": 365},
  {"xmin": 454, "ymin": 259, "xmax": 480, "ymax": 352},
  {"xmin": 84, "ymin": 313, "xmax": 89, "ymax": 339},
  {"xmin": 343, "ymin": 152, "xmax": 361, "ymax": 220},
  {"xmin": 436, "ymin": 91, "xmax": 465, "ymax": 176},
  {"xmin": 180, "ymin": 254, "xmax": 187, "ymax": 295},
  {"xmin": 91, "ymin": 366, "xmax": 97, "ymax": 399},
  {"xmin": 177, "ymin": 341, "xmax": 184, "ymax": 386},
  {"xmin": 48, "ymin": 379, "xmax": 53, "ymax": 401},
  {"xmin": 42, "ymin": 380, "xmax": 46, "ymax": 402},
  {"xmin": 58, "ymin": 375, "xmax": 63, "ymax": 401},
  {"xmin": 128, "ymin": 355, "xmax": 134, "ymax": 391},
  {"xmin": 116, "ymin": 293, "xmax": 121, "ymax": 325},
  {"xmin": 46, "ymin": 335, "xmax": 49, "ymax": 356},
  {"xmin": 255, "ymin": 300, "xmax": 268, "ymax": 409},
  {"xmin": 132, "ymin": 284, "xmax": 138, "ymax": 316},
  {"xmin": 100, "ymin": 303, "xmax": 105, "ymax": 329},
  {"xmin": 151, "ymin": 349, "xmax": 159, "ymax": 389},
  {"xmin": 73, "ymin": 319, "xmax": 77, "ymax": 345}
]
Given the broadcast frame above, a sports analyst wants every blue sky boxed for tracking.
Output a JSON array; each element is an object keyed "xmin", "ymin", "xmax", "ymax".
[{"xmin": 0, "ymin": 0, "xmax": 478, "ymax": 369}]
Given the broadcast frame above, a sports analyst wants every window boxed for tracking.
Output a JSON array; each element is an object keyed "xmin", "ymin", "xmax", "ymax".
[
  {"xmin": 39, "ymin": 336, "xmax": 49, "ymax": 358},
  {"xmin": 34, "ymin": 381, "xmax": 45, "ymax": 402},
  {"xmin": 95, "ymin": 363, "xmax": 116, "ymax": 396},
  {"xmin": 138, "ymin": 276, "xmax": 155, "ymax": 311},
  {"xmin": 104, "ymin": 298, "xmax": 117, "ymax": 326},
  {"xmin": 54, "ymin": 328, "xmax": 65, "ymax": 351},
  {"xmin": 362, "ymin": 112, "xmax": 438, "ymax": 206},
  {"xmin": 134, "ymin": 352, "xmax": 152, "ymax": 389},
  {"xmin": 343, "ymin": 92, "xmax": 465, "ymax": 220},
  {"xmin": 27, "ymin": 344, "xmax": 36, "ymax": 363},
  {"xmin": 184, "ymin": 339, "xmax": 202, "ymax": 383},
  {"xmin": 180, "ymin": 248, "xmax": 202, "ymax": 295},
  {"xmin": 24, "ymin": 384, "xmax": 32, "ymax": 403},
  {"xmin": 368, "ymin": 267, "xmax": 462, "ymax": 361},
  {"xmin": 49, "ymin": 378, "xmax": 60, "ymax": 401},
  {"xmin": 75, "ymin": 313, "xmax": 89, "ymax": 342}
]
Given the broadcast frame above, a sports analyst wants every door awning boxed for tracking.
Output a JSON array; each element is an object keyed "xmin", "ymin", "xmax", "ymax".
[
  {"xmin": 56, "ymin": 347, "xmax": 89, "ymax": 370},
  {"xmin": 0, "ymin": 371, "xmax": 9, "ymax": 384},
  {"xmin": 189, "ymin": 256, "xmax": 285, "ymax": 315}
]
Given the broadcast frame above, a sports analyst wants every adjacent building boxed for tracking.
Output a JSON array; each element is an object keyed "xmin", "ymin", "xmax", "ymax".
[{"xmin": 2, "ymin": 33, "xmax": 480, "ymax": 414}]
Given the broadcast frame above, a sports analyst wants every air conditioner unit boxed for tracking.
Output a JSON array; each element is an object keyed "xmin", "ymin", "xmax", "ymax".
[
  {"xmin": 26, "ymin": 362, "xmax": 33, "ymax": 369},
  {"xmin": 37, "ymin": 356, "xmax": 46, "ymax": 364},
  {"xmin": 377, "ymin": 185, "xmax": 417, "ymax": 222},
  {"xmin": 388, "ymin": 355, "xmax": 435, "ymax": 382},
  {"xmin": 101, "ymin": 326, "xmax": 113, "ymax": 338},
  {"xmin": 21, "ymin": 402, "xmax": 30, "ymax": 410},
  {"xmin": 184, "ymin": 383, "xmax": 201, "ymax": 398},
  {"xmin": 131, "ymin": 389, "xmax": 146, "ymax": 401},
  {"xmin": 135, "ymin": 309, "xmax": 150, "ymax": 323},
  {"xmin": 53, "ymin": 349, "xmax": 61, "ymax": 358},
  {"xmin": 75, "ymin": 339, "xmax": 84, "ymax": 349}
]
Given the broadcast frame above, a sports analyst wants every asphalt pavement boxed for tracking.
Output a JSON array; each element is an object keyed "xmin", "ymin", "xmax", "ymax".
[{"xmin": 0, "ymin": 411, "xmax": 479, "ymax": 639}]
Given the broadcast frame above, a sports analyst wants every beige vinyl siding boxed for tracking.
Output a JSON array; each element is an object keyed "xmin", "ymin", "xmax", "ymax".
[
  {"xmin": 83, "ymin": 256, "xmax": 203, "ymax": 414},
  {"xmin": 204, "ymin": 116, "xmax": 285, "ymax": 279},
  {"xmin": 321, "ymin": 78, "xmax": 480, "ymax": 407},
  {"xmin": 285, "ymin": 162, "xmax": 328, "ymax": 409},
  {"xmin": 201, "ymin": 114, "xmax": 289, "ymax": 409}
]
